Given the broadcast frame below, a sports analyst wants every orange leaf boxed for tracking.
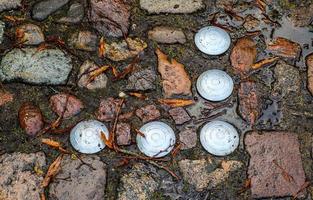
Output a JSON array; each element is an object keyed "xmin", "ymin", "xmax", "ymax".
[
  {"xmin": 158, "ymin": 98, "xmax": 194, "ymax": 107},
  {"xmin": 100, "ymin": 131, "xmax": 114, "ymax": 149},
  {"xmin": 87, "ymin": 65, "xmax": 110, "ymax": 84},
  {"xmin": 41, "ymin": 154, "xmax": 63, "ymax": 188},
  {"xmin": 251, "ymin": 57, "xmax": 279, "ymax": 70},
  {"xmin": 98, "ymin": 37, "xmax": 106, "ymax": 58},
  {"xmin": 41, "ymin": 138, "xmax": 61, "ymax": 148},
  {"xmin": 171, "ymin": 143, "xmax": 182, "ymax": 157},
  {"xmin": 128, "ymin": 92, "xmax": 147, "ymax": 100}
]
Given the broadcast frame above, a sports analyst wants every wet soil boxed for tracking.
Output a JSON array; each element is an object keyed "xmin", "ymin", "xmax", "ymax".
[{"xmin": 0, "ymin": 0, "xmax": 313, "ymax": 199}]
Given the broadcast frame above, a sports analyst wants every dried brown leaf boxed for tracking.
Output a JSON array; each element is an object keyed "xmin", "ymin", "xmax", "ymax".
[
  {"xmin": 251, "ymin": 57, "xmax": 279, "ymax": 69},
  {"xmin": 158, "ymin": 98, "xmax": 194, "ymax": 107},
  {"xmin": 41, "ymin": 154, "xmax": 63, "ymax": 188}
]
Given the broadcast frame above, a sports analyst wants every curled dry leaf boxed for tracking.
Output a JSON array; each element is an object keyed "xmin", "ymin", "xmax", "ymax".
[
  {"xmin": 41, "ymin": 154, "xmax": 64, "ymax": 188},
  {"xmin": 266, "ymin": 37, "xmax": 301, "ymax": 61},
  {"xmin": 18, "ymin": 102, "xmax": 44, "ymax": 136},
  {"xmin": 100, "ymin": 131, "xmax": 114, "ymax": 149},
  {"xmin": 98, "ymin": 36, "xmax": 106, "ymax": 58},
  {"xmin": 128, "ymin": 92, "xmax": 147, "ymax": 100},
  {"xmin": 230, "ymin": 37, "xmax": 257, "ymax": 75},
  {"xmin": 156, "ymin": 49, "xmax": 192, "ymax": 97},
  {"xmin": 251, "ymin": 57, "xmax": 279, "ymax": 70},
  {"xmin": 41, "ymin": 138, "xmax": 70, "ymax": 153},
  {"xmin": 86, "ymin": 65, "xmax": 110, "ymax": 84},
  {"xmin": 158, "ymin": 98, "xmax": 194, "ymax": 107},
  {"xmin": 238, "ymin": 81, "xmax": 260, "ymax": 126}
]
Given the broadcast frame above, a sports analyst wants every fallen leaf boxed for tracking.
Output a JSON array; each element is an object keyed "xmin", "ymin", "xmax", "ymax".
[
  {"xmin": 238, "ymin": 81, "xmax": 260, "ymax": 126},
  {"xmin": 41, "ymin": 138, "xmax": 70, "ymax": 154},
  {"xmin": 87, "ymin": 65, "xmax": 110, "ymax": 84},
  {"xmin": 0, "ymin": 90, "xmax": 13, "ymax": 106},
  {"xmin": 171, "ymin": 143, "xmax": 182, "ymax": 157},
  {"xmin": 128, "ymin": 92, "xmax": 147, "ymax": 100},
  {"xmin": 251, "ymin": 57, "xmax": 279, "ymax": 70},
  {"xmin": 230, "ymin": 37, "xmax": 257, "ymax": 75},
  {"xmin": 156, "ymin": 49, "xmax": 192, "ymax": 97},
  {"xmin": 267, "ymin": 37, "xmax": 301, "ymax": 61},
  {"xmin": 98, "ymin": 37, "xmax": 106, "ymax": 58},
  {"xmin": 41, "ymin": 154, "xmax": 64, "ymax": 188},
  {"xmin": 100, "ymin": 131, "xmax": 114, "ymax": 149},
  {"xmin": 158, "ymin": 98, "xmax": 194, "ymax": 107}
]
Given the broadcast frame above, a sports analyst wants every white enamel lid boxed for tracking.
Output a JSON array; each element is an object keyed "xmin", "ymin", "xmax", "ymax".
[
  {"xmin": 200, "ymin": 120, "xmax": 239, "ymax": 156},
  {"xmin": 136, "ymin": 121, "xmax": 176, "ymax": 158},
  {"xmin": 195, "ymin": 26, "xmax": 231, "ymax": 55},
  {"xmin": 70, "ymin": 120, "xmax": 109, "ymax": 154},
  {"xmin": 196, "ymin": 69, "xmax": 234, "ymax": 101}
]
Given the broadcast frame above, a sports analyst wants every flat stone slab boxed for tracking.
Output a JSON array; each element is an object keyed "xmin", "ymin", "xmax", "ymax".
[
  {"xmin": 0, "ymin": 152, "xmax": 46, "ymax": 200},
  {"xmin": 140, "ymin": 0, "xmax": 204, "ymax": 14},
  {"xmin": 245, "ymin": 131, "xmax": 306, "ymax": 198},
  {"xmin": 49, "ymin": 155, "xmax": 107, "ymax": 200},
  {"xmin": 32, "ymin": 0, "xmax": 70, "ymax": 21},
  {"xmin": 0, "ymin": 0, "xmax": 21, "ymax": 13},
  {"xmin": 0, "ymin": 48, "xmax": 72, "ymax": 85}
]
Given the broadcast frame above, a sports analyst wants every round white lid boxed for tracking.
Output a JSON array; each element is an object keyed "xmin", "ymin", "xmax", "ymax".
[
  {"xmin": 196, "ymin": 69, "xmax": 234, "ymax": 101},
  {"xmin": 70, "ymin": 120, "xmax": 109, "ymax": 154},
  {"xmin": 195, "ymin": 26, "xmax": 231, "ymax": 55},
  {"xmin": 200, "ymin": 120, "xmax": 239, "ymax": 156},
  {"xmin": 136, "ymin": 121, "xmax": 176, "ymax": 158}
]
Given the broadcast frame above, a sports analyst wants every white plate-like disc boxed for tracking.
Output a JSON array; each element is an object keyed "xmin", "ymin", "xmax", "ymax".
[
  {"xmin": 195, "ymin": 26, "xmax": 231, "ymax": 55},
  {"xmin": 136, "ymin": 121, "xmax": 176, "ymax": 158},
  {"xmin": 70, "ymin": 120, "xmax": 109, "ymax": 154},
  {"xmin": 196, "ymin": 69, "xmax": 234, "ymax": 101},
  {"xmin": 200, "ymin": 120, "xmax": 239, "ymax": 156}
]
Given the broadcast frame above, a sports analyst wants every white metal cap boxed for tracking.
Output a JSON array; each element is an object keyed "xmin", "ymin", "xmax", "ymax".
[
  {"xmin": 200, "ymin": 120, "xmax": 239, "ymax": 156},
  {"xmin": 70, "ymin": 120, "xmax": 109, "ymax": 154},
  {"xmin": 196, "ymin": 69, "xmax": 234, "ymax": 101},
  {"xmin": 136, "ymin": 121, "xmax": 176, "ymax": 158},
  {"xmin": 195, "ymin": 26, "xmax": 231, "ymax": 55}
]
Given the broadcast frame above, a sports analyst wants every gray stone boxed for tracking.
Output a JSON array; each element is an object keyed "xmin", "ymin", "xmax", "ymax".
[
  {"xmin": 0, "ymin": 21, "xmax": 4, "ymax": 44},
  {"xmin": 0, "ymin": 152, "xmax": 46, "ymax": 200},
  {"xmin": 0, "ymin": 48, "xmax": 72, "ymax": 85},
  {"xmin": 88, "ymin": 0, "xmax": 130, "ymax": 38},
  {"xmin": 77, "ymin": 60, "xmax": 108, "ymax": 90},
  {"xmin": 273, "ymin": 61, "xmax": 301, "ymax": 97},
  {"xmin": 49, "ymin": 155, "xmax": 107, "ymax": 200},
  {"xmin": 118, "ymin": 163, "xmax": 159, "ymax": 200},
  {"xmin": 16, "ymin": 23, "xmax": 45, "ymax": 45},
  {"xmin": 58, "ymin": 3, "xmax": 84, "ymax": 24},
  {"xmin": 69, "ymin": 31, "xmax": 98, "ymax": 52},
  {"xmin": 140, "ymin": 0, "xmax": 204, "ymax": 14},
  {"xmin": 32, "ymin": 0, "xmax": 70, "ymax": 21},
  {"xmin": 148, "ymin": 26, "xmax": 186, "ymax": 44},
  {"xmin": 178, "ymin": 159, "xmax": 243, "ymax": 191},
  {"xmin": 0, "ymin": 0, "xmax": 21, "ymax": 12},
  {"xmin": 179, "ymin": 128, "xmax": 197, "ymax": 150},
  {"xmin": 126, "ymin": 68, "xmax": 156, "ymax": 91}
]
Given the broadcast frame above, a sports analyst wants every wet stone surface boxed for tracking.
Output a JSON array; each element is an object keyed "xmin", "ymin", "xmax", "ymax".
[
  {"xmin": 126, "ymin": 68, "xmax": 156, "ymax": 91},
  {"xmin": 69, "ymin": 31, "xmax": 98, "ymax": 52},
  {"xmin": 49, "ymin": 155, "xmax": 107, "ymax": 200},
  {"xmin": 140, "ymin": 0, "xmax": 204, "ymax": 14},
  {"xmin": 168, "ymin": 107, "xmax": 191, "ymax": 125},
  {"xmin": 0, "ymin": 152, "xmax": 46, "ymax": 200},
  {"xmin": 179, "ymin": 128, "xmax": 197, "ymax": 150},
  {"xmin": 49, "ymin": 93, "xmax": 84, "ymax": 118},
  {"xmin": 0, "ymin": 1, "xmax": 313, "ymax": 199},
  {"xmin": 32, "ymin": 0, "xmax": 70, "ymax": 21},
  {"xmin": 16, "ymin": 23, "xmax": 45, "ymax": 45},
  {"xmin": 116, "ymin": 122, "xmax": 131, "ymax": 146},
  {"xmin": 148, "ymin": 26, "xmax": 186, "ymax": 44},
  {"xmin": 245, "ymin": 131, "xmax": 306, "ymax": 198},
  {"xmin": 0, "ymin": 48, "xmax": 72, "ymax": 85},
  {"xmin": 117, "ymin": 163, "xmax": 159, "ymax": 200},
  {"xmin": 135, "ymin": 104, "xmax": 160, "ymax": 123}
]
